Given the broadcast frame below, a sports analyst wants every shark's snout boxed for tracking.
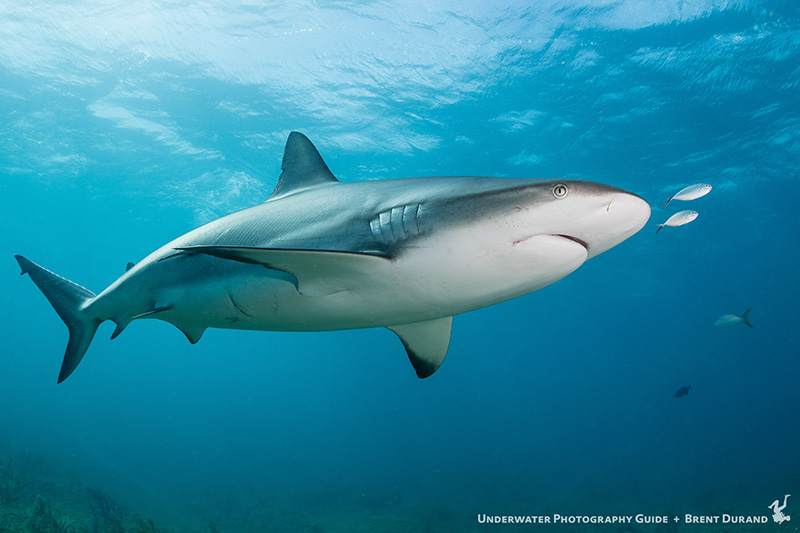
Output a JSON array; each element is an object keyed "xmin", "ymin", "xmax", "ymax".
[
  {"xmin": 609, "ymin": 193, "xmax": 650, "ymax": 231},
  {"xmin": 610, "ymin": 192, "xmax": 651, "ymax": 229},
  {"xmin": 583, "ymin": 191, "xmax": 650, "ymax": 258}
]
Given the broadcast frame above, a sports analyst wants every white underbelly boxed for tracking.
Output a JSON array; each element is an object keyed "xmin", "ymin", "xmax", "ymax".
[{"xmin": 160, "ymin": 233, "xmax": 588, "ymax": 332}]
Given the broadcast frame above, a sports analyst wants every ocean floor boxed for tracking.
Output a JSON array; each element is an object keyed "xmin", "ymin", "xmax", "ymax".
[
  {"xmin": 0, "ymin": 450, "xmax": 467, "ymax": 533},
  {"xmin": 0, "ymin": 451, "xmax": 787, "ymax": 532}
]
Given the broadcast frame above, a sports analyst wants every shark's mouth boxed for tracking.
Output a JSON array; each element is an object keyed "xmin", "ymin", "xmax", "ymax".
[
  {"xmin": 512, "ymin": 233, "xmax": 588, "ymax": 253},
  {"xmin": 554, "ymin": 234, "xmax": 588, "ymax": 251}
]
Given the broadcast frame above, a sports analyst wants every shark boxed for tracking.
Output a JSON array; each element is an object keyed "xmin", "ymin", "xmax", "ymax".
[{"xmin": 15, "ymin": 132, "xmax": 650, "ymax": 383}]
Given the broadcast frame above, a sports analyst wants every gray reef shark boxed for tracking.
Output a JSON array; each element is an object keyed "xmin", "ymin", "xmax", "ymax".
[{"xmin": 15, "ymin": 132, "xmax": 650, "ymax": 382}]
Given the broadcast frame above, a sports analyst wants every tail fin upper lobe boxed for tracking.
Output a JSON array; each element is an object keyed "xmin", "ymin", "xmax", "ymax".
[{"xmin": 14, "ymin": 255, "xmax": 101, "ymax": 383}]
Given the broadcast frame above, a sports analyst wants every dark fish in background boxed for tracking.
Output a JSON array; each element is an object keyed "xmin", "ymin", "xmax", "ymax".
[{"xmin": 674, "ymin": 385, "xmax": 691, "ymax": 398}]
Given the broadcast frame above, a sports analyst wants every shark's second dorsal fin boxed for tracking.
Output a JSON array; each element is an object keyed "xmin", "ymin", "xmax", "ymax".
[{"xmin": 268, "ymin": 132, "xmax": 339, "ymax": 200}]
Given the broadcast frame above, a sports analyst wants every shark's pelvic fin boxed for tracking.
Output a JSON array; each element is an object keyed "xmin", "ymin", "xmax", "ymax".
[
  {"xmin": 173, "ymin": 323, "xmax": 206, "ymax": 344},
  {"xmin": 177, "ymin": 246, "xmax": 390, "ymax": 297},
  {"xmin": 388, "ymin": 316, "xmax": 453, "ymax": 378},
  {"xmin": 268, "ymin": 132, "xmax": 339, "ymax": 200},
  {"xmin": 14, "ymin": 255, "xmax": 101, "ymax": 383}
]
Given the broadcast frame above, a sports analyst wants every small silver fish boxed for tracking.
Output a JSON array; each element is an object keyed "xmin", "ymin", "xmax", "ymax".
[
  {"xmin": 715, "ymin": 307, "xmax": 754, "ymax": 328},
  {"xmin": 656, "ymin": 210, "xmax": 698, "ymax": 233},
  {"xmin": 663, "ymin": 183, "xmax": 712, "ymax": 208}
]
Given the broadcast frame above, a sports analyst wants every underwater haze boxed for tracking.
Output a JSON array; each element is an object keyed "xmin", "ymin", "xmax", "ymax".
[{"xmin": 1, "ymin": 1, "xmax": 798, "ymax": 531}]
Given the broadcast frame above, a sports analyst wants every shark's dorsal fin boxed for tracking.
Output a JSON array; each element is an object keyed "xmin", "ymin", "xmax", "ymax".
[
  {"xmin": 126, "ymin": 262, "xmax": 135, "ymax": 272},
  {"xmin": 268, "ymin": 132, "xmax": 339, "ymax": 200},
  {"xmin": 388, "ymin": 317, "xmax": 453, "ymax": 378}
]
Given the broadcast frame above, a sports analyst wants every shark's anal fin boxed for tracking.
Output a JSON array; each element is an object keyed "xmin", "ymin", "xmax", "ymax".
[
  {"xmin": 388, "ymin": 316, "xmax": 453, "ymax": 379},
  {"xmin": 268, "ymin": 132, "xmax": 339, "ymax": 200},
  {"xmin": 177, "ymin": 246, "xmax": 391, "ymax": 297},
  {"xmin": 110, "ymin": 319, "xmax": 130, "ymax": 340}
]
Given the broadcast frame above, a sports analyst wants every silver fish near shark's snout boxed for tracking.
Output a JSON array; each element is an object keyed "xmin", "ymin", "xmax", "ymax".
[{"xmin": 15, "ymin": 131, "xmax": 651, "ymax": 382}]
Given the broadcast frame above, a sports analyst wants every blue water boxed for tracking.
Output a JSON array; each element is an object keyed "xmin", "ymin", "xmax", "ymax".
[{"xmin": 1, "ymin": 1, "xmax": 798, "ymax": 531}]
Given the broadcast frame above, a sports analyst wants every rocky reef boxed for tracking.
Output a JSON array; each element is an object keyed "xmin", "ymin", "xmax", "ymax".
[{"xmin": 0, "ymin": 453, "xmax": 167, "ymax": 533}]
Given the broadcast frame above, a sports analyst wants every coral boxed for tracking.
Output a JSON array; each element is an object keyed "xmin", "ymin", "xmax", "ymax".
[
  {"xmin": 85, "ymin": 487, "xmax": 113, "ymax": 522},
  {"xmin": 1, "ymin": 452, "xmax": 166, "ymax": 532},
  {"xmin": 24, "ymin": 495, "xmax": 81, "ymax": 533},
  {"xmin": 0, "ymin": 457, "xmax": 23, "ymax": 504},
  {"xmin": 25, "ymin": 495, "xmax": 57, "ymax": 533},
  {"xmin": 103, "ymin": 512, "xmax": 124, "ymax": 533},
  {"xmin": 54, "ymin": 515, "xmax": 79, "ymax": 533},
  {"xmin": 1, "ymin": 474, "xmax": 21, "ymax": 504},
  {"xmin": 85, "ymin": 487, "xmax": 126, "ymax": 533},
  {"xmin": 127, "ymin": 513, "xmax": 156, "ymax": 533}
]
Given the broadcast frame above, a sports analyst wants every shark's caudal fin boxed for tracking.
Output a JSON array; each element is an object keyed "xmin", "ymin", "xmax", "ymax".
[
  {"xmin": 14, "ymin": 255, "xmax": 101, "ymax": 383},
  {"xmin": 741, "ymin": 306, "xmax": 754, "ymax": 328}
]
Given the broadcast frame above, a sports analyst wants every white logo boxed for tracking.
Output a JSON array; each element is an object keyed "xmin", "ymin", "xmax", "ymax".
[{"xmin": 769, "ymin": 494, "xmax": 791, "ymax": 524}]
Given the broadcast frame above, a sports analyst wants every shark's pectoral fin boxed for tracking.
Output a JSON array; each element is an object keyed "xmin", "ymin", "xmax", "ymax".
[
  {"xmin": 177, "ymin": 246, "xmax": 391, "ymax": 297},
  {"xmin": 388, "ymin": 316, "xmax": 453, "ymax": 379}
]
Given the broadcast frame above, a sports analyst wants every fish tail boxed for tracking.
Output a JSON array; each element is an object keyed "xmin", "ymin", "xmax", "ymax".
[
  {"xmin": 656, "ymin": 224, "xmax": 664, "ymax": 234},
  {"xmin": 741, "ymin": 306, "xmax": 754, "ymax": 329},
  {"xmin": 14, "ymin": 255, "xmax": 103, "ymax": 382},
  {"xmin": 663, "ymin": 197, "xmax": 673, "ymax": 208}
]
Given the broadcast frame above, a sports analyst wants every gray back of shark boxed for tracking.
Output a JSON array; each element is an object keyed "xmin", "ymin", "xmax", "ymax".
[{"xmin": 15, "ymin": 132, "xmax": 651, "ymax": 382}]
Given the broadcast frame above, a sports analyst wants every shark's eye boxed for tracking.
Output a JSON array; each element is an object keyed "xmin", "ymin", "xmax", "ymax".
[{"xmin": 552, "ymin": 183, "xmax": 569, "ymax": 199}]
